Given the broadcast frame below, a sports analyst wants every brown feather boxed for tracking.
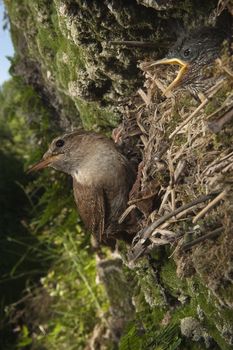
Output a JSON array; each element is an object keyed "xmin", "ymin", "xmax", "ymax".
[
  {"xmin": 28, "ymin": 130, "xmax": 136, "ymax": 245},
  {"xmin": 73, "ymin": 179, "xmax": 106, "ymax": 242}
]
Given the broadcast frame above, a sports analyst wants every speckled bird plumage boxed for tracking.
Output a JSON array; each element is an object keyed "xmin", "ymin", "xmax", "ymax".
[
  {"xmin": 167, "ymin": 27, "xmax": 227, "ymax": 93},
  {"xmin": 153, "ymin": 22, "xmax": 231, "ymax": 96}
]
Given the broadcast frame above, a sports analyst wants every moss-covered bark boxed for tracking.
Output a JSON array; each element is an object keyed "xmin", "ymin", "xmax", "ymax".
[
  {"xmin": 4, "ymin": 0, "xmax": 216, "ymax": 130},
  {"xmin": 2, "ymin": 0, "xmax": 233, "ymax": 349}
]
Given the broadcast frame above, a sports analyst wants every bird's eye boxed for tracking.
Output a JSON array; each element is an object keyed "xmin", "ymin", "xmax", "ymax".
[
  {"xmin": 183, "ymin": 48, "xmax": 191, "ymax": 58},
  {"xmin": 55, "ymin": 139, "xmax": 65, "ymax": 148}
]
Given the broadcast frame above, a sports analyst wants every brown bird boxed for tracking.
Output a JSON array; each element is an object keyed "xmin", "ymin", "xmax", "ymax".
[{"xmin": 28, "ymin": 130, "xmax": 135, "ymax": 245}]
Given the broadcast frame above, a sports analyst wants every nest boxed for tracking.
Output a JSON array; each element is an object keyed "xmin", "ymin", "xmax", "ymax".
[{"xmin": 117, "ymin": 48, "xmax": 233, "ymax": 288}]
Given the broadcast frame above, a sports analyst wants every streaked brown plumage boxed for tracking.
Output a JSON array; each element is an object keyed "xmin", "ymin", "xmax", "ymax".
[
  {"xmin": 153, "ymin": 25, "xmax": 231, "ymax": 95},
  {"xmin": 28, "ymin": 130, "xmax": 135, "ymax": 245}
]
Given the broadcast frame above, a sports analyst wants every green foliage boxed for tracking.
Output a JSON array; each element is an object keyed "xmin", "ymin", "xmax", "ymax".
[
  {"xmin": 119, "ymin": 322, "xmax": 181, "ymax": 350},
  {"xmin": 0, "ymin": 78, "xmax": 55, "ymax": 349},
  {"xmin": 119, "ymin": 324, "xmax": 143, "ymax": 350},
  {"xmin": 0, "ymin": 78, "xmax": 108, "ymax": 349},
  {"xmin": 17, "ymin": 326, "xmax": 32, "ymax": 348}
]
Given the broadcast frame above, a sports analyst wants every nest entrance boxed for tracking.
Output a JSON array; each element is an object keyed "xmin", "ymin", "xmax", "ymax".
[{"xmin": 117, "ymin": 53, "xmax": 233, "ymax": 274}]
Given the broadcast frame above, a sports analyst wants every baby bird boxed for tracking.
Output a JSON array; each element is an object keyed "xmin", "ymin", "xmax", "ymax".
[{"xmin": 153, "ymin": 25, "xmax": 230, "ymax": 95}]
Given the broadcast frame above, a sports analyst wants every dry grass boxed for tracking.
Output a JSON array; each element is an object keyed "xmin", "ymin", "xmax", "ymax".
[{"xmin": 118, "ymin": 50, "xmax": 233, "ymax": 267}]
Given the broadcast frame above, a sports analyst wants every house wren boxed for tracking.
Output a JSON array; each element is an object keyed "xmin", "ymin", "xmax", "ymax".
[{"xmin": 28, "ymin": 130, "xmax": 135, "ymax": 245}]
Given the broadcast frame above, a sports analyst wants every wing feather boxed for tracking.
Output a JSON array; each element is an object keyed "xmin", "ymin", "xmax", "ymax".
[{"xmin": 73, "ymin": 177, "xmax": 106, "ymax": 242}]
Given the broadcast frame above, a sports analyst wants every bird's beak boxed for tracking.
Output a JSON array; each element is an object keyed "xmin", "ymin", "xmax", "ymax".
[
  {"xmin": 150, "ymin": 57, "xmax": 189, "ymax": 94},
  {"xmin": 27, "ymin": 154, "xmax": 61, "ymax": 173}
]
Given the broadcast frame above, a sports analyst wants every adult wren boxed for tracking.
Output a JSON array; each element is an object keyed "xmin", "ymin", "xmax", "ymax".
[{"xmin": 28, "ymin": 130, "xmax": 135, "ymax": 245}]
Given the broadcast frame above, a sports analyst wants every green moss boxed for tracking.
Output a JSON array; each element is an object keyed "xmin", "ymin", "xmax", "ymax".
[
  {"xmin": 217, "ymin": 284, "xmax": 233, "ymax": 308},
  {"xmin": 134, "ymin": 258, "xmax": 169, "ymax": 309},
  {"xmin": 160, "ymin": 260, "xmax": 188, "ymax": 296},
  {"xmin": 5, "ymin": 0, "xmax": 117, "ymax": 130},
  {"xmin": 186, "ymin": 279, "xmax": 233, "ymax": 350},
  {"xmin": 154, "ymin": 253, "xmax": 233, "ymax": 348},
  {"xmin": 75, "ymin": 99, "xmax": 119, "ymax": 131},
  {"xmin": 56, "ymin": 42, "xmax": 85, "ymax": 87}
]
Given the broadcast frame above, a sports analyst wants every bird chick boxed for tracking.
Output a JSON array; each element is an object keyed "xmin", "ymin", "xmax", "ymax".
[
  {"xmin": 152, "ymin": 26, "xmax": 230, "ymax": 95},
  {"xmin": 28, "ymin": 130, "xmax": 135, "ymax": 245}
]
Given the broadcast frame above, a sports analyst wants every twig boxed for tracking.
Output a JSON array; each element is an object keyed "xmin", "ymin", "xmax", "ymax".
[
  {"xmin": 128, "ymin": 191, "xmax": 158, "ymax": 205},
  {"xmin": 192, "ymin": 190, "xmax": 226, "ymax": 223},
  {"xmin": 207, "ymin": 107, "xmax": 233, "ymax": 133},
  {"xmin": 222, "ymin": 66, "xmax": 233, "ymax": 78},
  {"xmin": 158, "ymin": 160, "xmax": 186, "ymax": 215},
  {"xmin": 158, "ymin": 188, "xmax": 171, "ymax": 214},
  {"xmin": 216, "ymin": 58, "xmax": 233, "ymax": 78},
  {"xmin": 181, "ymin": 227, "xmax": 224, "ymax": 251},
  {"xmin": 128, "ymin": 191, "xmax": 220, "ymax": 261},
  {"xmin": 110, "ymin": 40, "xmax": 157, "ymax": 48},
  {"xmin": 206, "ymin": 96, "xmax": 232, "ymax": 120},
  {"xmin": 169, "ymin": 79, "xmax": 225, "ymax": 139},
  {"xmin": 222, "ymin": 162, "xmax": 233, "ymax": 173},
  {"xmin": 138, "ymin": 88, "xmax": 151, "ymax": 105},
  {"xmin": 118, "ymin": 204, "xmax": 136, "ymax": 224},
  {"xmin": 150, "ymin": 193, "xmax": 219, "ymax": 235},
  {"xmin": 152, "ymin": 228, "xmax": 176, "ymax": 236},
  {"xmin": 202, "ymin": 150, "xmax": 233, "ymax": 175},
  {"xmin": 174, "ymin": 160, "xmax": 186, "ymax": 182},
  {"xmin": 158, "ymin": 151, "xmax": 175, "ymax": 214},
  {"xmin": 170, "ymin": 189, "xmax": 176, "ymax": 212},
  {"xmin": 167, "ymin": 150, "xmax": 176, "ymax": 211},
  {"xmin": 136, "ymin": 114, "xmax": 148, "ymax": 135},
  {"xmin": 160, "ymin": 208, "xmax": 196, "ymax": 229}
]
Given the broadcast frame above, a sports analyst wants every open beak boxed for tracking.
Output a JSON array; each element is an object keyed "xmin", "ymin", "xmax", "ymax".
[
  {"xmin": 27, "ymin": 154, "xmax": 60, "ymax": 173},
  {"xmin": 150, "ymin": 57, "xmax": 189, "ymax": 94}
]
